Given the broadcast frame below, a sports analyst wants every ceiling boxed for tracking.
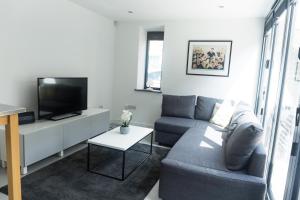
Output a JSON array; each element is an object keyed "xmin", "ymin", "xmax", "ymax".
[{"xmin": 70, "ymin": 0, "xmax": 275, "ymax": 21}]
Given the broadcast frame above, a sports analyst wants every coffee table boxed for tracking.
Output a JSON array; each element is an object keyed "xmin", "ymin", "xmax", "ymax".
[{"xmin": 87, "ymin": 125, "xmax": 153, "ymax": 181}]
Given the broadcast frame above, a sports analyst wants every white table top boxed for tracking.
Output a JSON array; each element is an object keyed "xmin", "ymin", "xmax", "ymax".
[
  {"xmin": 88, "ymin": 125, "xmax": 153, "ymax": 151},
  {"xmin": 0, "ymin": 108, "xmax": 109, "ymax": 134},
  {"xmin": 0, "ymin": 104, "xmax": 26, "ymax": 117}
]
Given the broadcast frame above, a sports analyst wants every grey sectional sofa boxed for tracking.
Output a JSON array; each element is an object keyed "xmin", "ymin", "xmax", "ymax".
[{"xmin": 155, "ymin": 95, "xmax": 267, "ymax": 200}]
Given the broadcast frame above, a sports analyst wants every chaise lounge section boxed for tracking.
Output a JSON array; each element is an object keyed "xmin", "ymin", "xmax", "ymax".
[
  {"xmin": 155, "ymin": 95, "xmax": 267, "ymax": 200},
  {"xmin": 155, "ymin": 95, "xmax": 223, "ymax": 146}
]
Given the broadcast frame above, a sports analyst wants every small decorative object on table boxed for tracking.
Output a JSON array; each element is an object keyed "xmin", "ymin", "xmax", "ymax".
[{"xmin": 120, "ymin": 110, "xmax": 133, "ymax": 134}]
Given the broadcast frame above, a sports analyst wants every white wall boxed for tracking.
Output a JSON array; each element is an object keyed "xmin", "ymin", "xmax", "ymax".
[
  {"xmin": 0, "ymin": 0, "xmax": 115, "ymax": 112},
  {"xmin": 112, "ymin": 19, "xmax": 264, "ymax": 127}
]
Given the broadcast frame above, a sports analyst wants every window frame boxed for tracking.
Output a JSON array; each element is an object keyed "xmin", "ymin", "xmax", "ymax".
[{"xmin": 144, "ymin": 31, "xmax": 164, "ymax": 90}]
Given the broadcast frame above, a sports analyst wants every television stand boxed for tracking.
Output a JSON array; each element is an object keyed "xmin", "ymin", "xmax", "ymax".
[
  {"xmin": 49, "ymin": 112, "xmax": 82, "ymax": 121},
  {"xmin": 0, "ymin": 108, "xmax": 110, "ymax": 175}
]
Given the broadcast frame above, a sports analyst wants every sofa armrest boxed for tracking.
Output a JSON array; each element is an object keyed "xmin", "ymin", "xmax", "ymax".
[
  {"xmin": 247, "ymin": 143, "xmax": 266, "ymax": 178},
  {"xmin": 160, "ymin": 158, "xmax": 266, "ymax": 200}
]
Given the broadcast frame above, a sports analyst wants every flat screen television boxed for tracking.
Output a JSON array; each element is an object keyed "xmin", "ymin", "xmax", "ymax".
[{"xmin": 38, "ymin": 77, "xmax": 88, "ymax": 120}]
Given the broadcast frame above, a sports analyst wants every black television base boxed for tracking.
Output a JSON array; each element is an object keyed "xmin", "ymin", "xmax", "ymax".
[{"xmin": 49, "ymin": 112, "xmax": 82, "ymax": 121}]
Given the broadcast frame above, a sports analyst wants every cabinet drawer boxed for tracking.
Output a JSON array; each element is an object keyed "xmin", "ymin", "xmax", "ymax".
[
  {"xmin": 23, "ymin": 126, "xmax": 63, "ymax": 166},
  {"xmin": 63, "ymin": 117, "xmax": 93, "ymax": 149},
  {"xmin": 90, "ymin": 111, "xmax": 110, "ymax": 138}
]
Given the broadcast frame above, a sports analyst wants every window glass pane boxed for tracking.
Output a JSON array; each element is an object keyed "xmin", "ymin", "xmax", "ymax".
[
  {"xmin": 270, "ymin": 5, "xmax": 300, "ymax": 200},
  {"xmin": 268, "ymin": 10, "xmax": 292, "ymax": 200},
  {"xmin": 146, "ymin": 40, "xmax": 163, "ymax": 89},
  {"xmin": 257, "ymin": 30, "xmax": 272, "ymax": 127},
  {"xmin": 294, "ymin": 5, "xmax": 300, "ymax": 198},
  {"xmin": 263, "ymin": 10, "xmax": 287, "ymax": 149}
]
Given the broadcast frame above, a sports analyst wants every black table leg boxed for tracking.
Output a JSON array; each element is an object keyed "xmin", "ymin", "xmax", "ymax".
[
  {"xmin": 150, "ymin": 131, "xmax": 153, "ymax": 155},
  {"xmin": 122, "ymin": 151, "xmax": 126, "ymax": 181},
  {"xmin": 87, "ymin": 143, "xmax": 90, "ymax": 171}
]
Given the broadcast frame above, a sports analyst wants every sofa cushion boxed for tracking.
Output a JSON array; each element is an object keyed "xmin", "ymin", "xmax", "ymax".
[
  {"xmin": 161, "ymin": 95, "xmax": 196, "ymax": 119},
  {"xmin": 194, "ymin": 120, "xmax": 226, "ymax": 132},
  {"xmin": 225, "ymin": 112, "xmax": 264, "ymax": 170},
  {"xmin": 230, "ymin": 102, "xmax": 253, "ymax": 127},
  {"xmin": 226, "ymin": 102, "xmax": 254, "ymax": 141},
  {"xmin": 155, "ymin": 117, "xmax": 225, "ymax": 136},
  {"xmin": 166, "ymin": 127, "xmax": 233, "ymax": 172},
  {"xmin": 209, "ymin": 102, "xmax": 235, "ymax": 128},
  {"xmin": 195, "ymin": 96, "xmax": 223, "ymax": 121},
  {"xmin": 155, "ymin": 117, "xmax": 197, "ymax": 135}
]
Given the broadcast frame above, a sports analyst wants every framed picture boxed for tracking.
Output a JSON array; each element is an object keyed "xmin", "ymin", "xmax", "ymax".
[{"xmin": 186, "ymin": 40, "xmax": 232, "ymax": 77}]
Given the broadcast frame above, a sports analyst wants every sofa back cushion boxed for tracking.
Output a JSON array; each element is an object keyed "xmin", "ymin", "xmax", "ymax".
[
  {"xmin": 231, "ymin": 102, "xmax": 253, "ymax": 123},
  {"xmin": 161, "ymin": 95, "xmax": 196, "ymax": 119},
  {"xmin": 226, "ymin": 102, "xmax": 254, "ymax": 140},
  {"xmin": 195, "ymin": 96, "xmax": 223, "ymax": 121},
  {"xmin": 209, "ymin": 102, "xmax": 235, "ymax": 128},
  {"xmin": 225, "ymin": 112, "xmax": 263, "ymax": 170}
]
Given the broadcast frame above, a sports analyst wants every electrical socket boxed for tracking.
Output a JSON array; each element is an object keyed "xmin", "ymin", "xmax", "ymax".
[{"xmin": 98, "ymin": 105, "xmax": 104, "ymax": 109}]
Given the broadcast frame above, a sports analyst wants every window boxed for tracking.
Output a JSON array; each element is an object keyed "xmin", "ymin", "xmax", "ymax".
[
  {"xmin": 255, "ymin": 0, "xmax": 300, "ymax": 199},
  {"xmin": 144, "ymin": 32, "xmax": 164, "ymax": 90}
]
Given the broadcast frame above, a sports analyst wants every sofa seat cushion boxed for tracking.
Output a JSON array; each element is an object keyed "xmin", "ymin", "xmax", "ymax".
[
  {"xmin": 165, "ymin": 127, "xmax": 234, "ymax": 172},
  {"xmin": 155, "ymin": 117, "xmax": 226, "ymax": 136},
  {"xmin": 155, "ymin": 117, "xmax": 198, "ymax": 135},
  {"xmin": 194, "ymin": 120, "xmax": 226, "ymax": 132}
]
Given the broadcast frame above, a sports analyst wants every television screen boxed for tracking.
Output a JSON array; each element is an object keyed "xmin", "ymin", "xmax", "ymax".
[{"xmin": 38, "ymin": 77, "xmax": 87, "ymax": 119}]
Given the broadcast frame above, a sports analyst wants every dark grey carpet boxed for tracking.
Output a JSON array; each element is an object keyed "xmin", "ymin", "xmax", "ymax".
[{"xmin": 0, "ymin": 144, "xmax": 168, "ymax": 200}]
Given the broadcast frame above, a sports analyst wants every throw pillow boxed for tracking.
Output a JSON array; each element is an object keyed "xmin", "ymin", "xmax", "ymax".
[
  {"xmin": 209, "ymin": 101, "xmax": 235, "ymax": 128},
  {"xmin": 225, "ymin": 113, "xmax": 263, "ymax": 170},
  {"xmin": 225, "ymin": 102, "xmax": 254, "ymax": 142}
]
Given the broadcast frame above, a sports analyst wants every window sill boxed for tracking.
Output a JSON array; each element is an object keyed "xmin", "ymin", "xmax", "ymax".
[{"xmin": 134, "ymin": 89, "xmax": 162, "ymax": 94}]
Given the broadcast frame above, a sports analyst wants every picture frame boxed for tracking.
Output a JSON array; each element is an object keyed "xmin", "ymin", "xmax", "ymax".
[{"xmin": 186, "ymin": 40, "xmax": 232, "ymax": 77}]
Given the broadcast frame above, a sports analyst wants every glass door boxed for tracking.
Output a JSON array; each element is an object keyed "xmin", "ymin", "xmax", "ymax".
[
  {"xmin": 263, "ymin": 10, "xmax": 288, "ymax": 158},
  {"xmin": 256, "ymin": 1, "xmax": 300, "ymax": 200},
  {"xmin": 277, "ymin": 2, "xmax": 300, "ymax": 200},
  {"xmin": 256, "ymin": 30, "xmax": 274, "ymax": 124},
  {"xmin": 268, "ymin": 2, "xmax": 300, "ymax": 200}
]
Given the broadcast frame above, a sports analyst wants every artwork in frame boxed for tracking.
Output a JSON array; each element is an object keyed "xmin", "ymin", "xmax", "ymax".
[{"xmin": 186, "ymin": 40, "xmax": 232, "ymax": 77}]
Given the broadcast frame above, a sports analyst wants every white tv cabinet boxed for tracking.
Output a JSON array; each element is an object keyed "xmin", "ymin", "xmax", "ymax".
[{"xmin": 0, "ymin": 108, "xmax": 110, "ymax": 174}]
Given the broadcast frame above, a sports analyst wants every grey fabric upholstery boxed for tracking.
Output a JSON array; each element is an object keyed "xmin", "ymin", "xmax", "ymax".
[
  {"xmin": 166, "ymin": 128, "xmax": 230, "ymax": 172},
  {"xmin": 161, "ymin": 95, "xmax": 196, "ymax": 119},
  {"xmin": 160, "ymin": 159, "xmax": 266, "ymax": 200},
  {"xmin": 225, "ymin": 112, "xmax": 264, "ymax": 170},
  {"xmin": 195, "ymin": 120, "xmax": 226, "ymax": 132},
  {"xmin": 155, "ymin": 117, "xmax": 225, "ymax": 146},
  {"xmin": 227, "ymin": 102, "xmax": 254, "ymax": 134},
  {"xmin": 159, "ymin": 127, "xmax": 266, "ymax": 200},
  {"xmin": 195, "ymin": 96, "xmax": 222, "ymax": 121},
  {"xmin": 155, "ymin": 117, "xmax": 197, "ymax": 135},
  {"xmin": 155, "ymin": 131, "xmax": 182, "ymax": 147},
  {"xmin": 157, "ymin": 96, "xmax": 267, "ymax": 200},
  {"xmin": 247, "ymin": 144, "xmax": 266, "ymax": 178},
  {"xmin": 227, "ymin": 102, "xmax": 253, "ymax": 134}
]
